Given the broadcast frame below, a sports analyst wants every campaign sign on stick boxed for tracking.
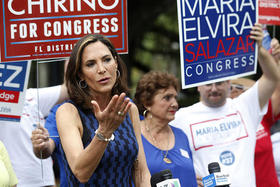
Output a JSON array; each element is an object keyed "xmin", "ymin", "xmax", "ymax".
[
  {"xmin": 0, "ymin": 61, "xmax": 31, "ymax": 122},
  {"xmin": 177, "ymin": 0, "xmax": 258, "ymax": 89},
  {"xmin": 0, "ymin": 0, "xmax": 127, "ymax": 62},
  {"xmin": 259, "ymin": 0, "xmax": 280, "ymax": 25}
]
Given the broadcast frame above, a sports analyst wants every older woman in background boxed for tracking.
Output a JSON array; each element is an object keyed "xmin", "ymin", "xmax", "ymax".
[{"xmin": 134, "ymin": 71, "xmax": 197, "ymax": 186}]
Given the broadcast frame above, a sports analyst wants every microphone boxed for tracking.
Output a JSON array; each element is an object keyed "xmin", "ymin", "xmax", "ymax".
[
  {"xmin": 150, "ymin": 169, "xmax": 181, "ymax": 187},
  {"xmin": 208, "ymin": 162, "xmax": 221, "ymax": 174},
  {"xmin": 202, "ymin": 162, "xmax": 230, "ymax": 187}
]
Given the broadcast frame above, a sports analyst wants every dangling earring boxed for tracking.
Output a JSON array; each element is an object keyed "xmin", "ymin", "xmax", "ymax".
[{"xmin": 78, "ymin": 80, "xmax": 87, "ymax": 89}]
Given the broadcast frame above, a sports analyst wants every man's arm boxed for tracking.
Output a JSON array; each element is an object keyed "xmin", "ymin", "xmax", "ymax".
[
  {"xmin": 56, "ymin": 83, "xmax": 69, "ymax": 104},
  {"xmin": 39, "ymin": 60, "xmax": 69, "ymax": 117},
  {"xmin": 270, "ymin": 38, "xmax": 280, "ymax": 117},
  {"xmin": 250, "ymin": 24, "xmax": 280, "ymax": 109},
  {"xmin": 272, "ymin": 85, "xmax": 280, "ymax": 117},
  {"xmin": 57, "ymin": 59, "xmax": 69, "ymax": 104}
]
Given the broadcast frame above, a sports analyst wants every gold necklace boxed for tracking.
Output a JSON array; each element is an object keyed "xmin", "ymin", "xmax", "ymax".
[{"xmin": 144, "ymin": 121, "xmax": 172, "ymax": 164}]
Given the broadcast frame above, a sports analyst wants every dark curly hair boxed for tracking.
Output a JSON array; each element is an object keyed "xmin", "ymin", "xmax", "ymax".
[
  {"xmin": 66, "ymin": 34, "xmax": 128, "ymax": 110},
  {"xmin": 134, "ymin": 71, "xmax": 179, "ymax": 116}
]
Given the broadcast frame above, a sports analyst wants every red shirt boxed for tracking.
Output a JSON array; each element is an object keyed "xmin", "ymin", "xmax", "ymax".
[{"xmin": 255, "ymin": 101, "xmax": 280, "ymax": 187}]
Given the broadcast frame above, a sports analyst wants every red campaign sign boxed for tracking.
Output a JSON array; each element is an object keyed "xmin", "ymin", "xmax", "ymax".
[
  {"xmin": 0, "ymin": 0, "xmax": 128, "ymax": 62},
  {"xmin": 259, "ymin": 0, "xmax": 280, "ymax": 25}
]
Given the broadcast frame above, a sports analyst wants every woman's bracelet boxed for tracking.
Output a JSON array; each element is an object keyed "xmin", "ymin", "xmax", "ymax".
[{"xmin": 95, "ymin": 130, "xmax": 115, "ymax": 142}]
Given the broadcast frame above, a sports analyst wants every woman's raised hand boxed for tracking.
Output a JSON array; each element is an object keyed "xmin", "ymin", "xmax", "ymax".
[{"xmin": 91, "ymin": 93, "xmax": 132, "ymax": 136}]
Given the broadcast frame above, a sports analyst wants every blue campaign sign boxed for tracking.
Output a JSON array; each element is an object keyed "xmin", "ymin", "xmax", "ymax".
[
  {"xmin": 0, "ymin": 61, "xmax": 29, "ymax": 91},
  {"xmin": 0, "ymin": 61, "xmax": 31, "ymax": 122},
  {"xmin": 177, "ymin": 0, "xmax": 258, "ymax": 89}
]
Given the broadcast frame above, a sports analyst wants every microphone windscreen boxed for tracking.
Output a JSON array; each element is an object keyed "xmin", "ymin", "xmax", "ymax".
[
  {"xmin": 208, "ymin": 162, "xmax": 221, "ymax": 174},
  {"xmin": 150, "ymin": 169, "xmax": 172, "ymax": 187}
]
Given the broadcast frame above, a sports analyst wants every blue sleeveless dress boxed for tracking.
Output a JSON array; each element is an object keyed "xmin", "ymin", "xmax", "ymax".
[
  {"xmin": 59, "ymin": 101, "xmax": 139, "ymax": 186},
  {"xmin": 142, "ymin": 126, "xmax": 197, "ymax": 187}
]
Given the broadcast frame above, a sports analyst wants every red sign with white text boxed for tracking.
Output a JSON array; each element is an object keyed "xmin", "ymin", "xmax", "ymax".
[
  {"xmin": 259, "ymin": 0, "xmax": 280, "ymax": 25},
  {"xmin": 0, "ymin": 0, "xmax": 128, "ymax": 62},
  {"xmin": 0, "ymin": 90, "xmax": 20, "ymax": 103}
]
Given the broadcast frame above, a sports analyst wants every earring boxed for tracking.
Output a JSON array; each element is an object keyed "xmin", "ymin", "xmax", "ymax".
[
  {"xmin": 143, "ymin": 109, "xmax": 148, "ymax": 117},
  {"xmin": 143, "ymin": 109, "xmax": 152, "ymax": 119},
  {"xmin": 116, "ymin": 70, "xmax": 120, "ymax": 79},
  {"xmin": 113, "ymin": 70, "xmax": 120, "ymax": 89},
  {"xmin": 78, "ymin": 80, "xmax": 87, "ymax": 89}
]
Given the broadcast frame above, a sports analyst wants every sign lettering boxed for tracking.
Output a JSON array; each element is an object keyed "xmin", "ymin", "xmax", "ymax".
[{"xmin": 0, "ymin": 0, "xmax": 128, "ymax": 62}]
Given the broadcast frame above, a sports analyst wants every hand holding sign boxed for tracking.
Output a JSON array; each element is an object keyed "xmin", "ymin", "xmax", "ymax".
[
  {"xmin": 271, "ymin": 38, "xmax": 280, "ymax": 63},
  {"xmin": 249, "ymin": 23, "xmax": 264, "ymax": 49}
]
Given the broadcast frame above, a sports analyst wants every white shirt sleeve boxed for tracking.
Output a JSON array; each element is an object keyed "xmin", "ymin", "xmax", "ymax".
[
  {"xmin": 28, "ymin": 85, "xmax": 62, "ymax": 118},
  {"xmin": 238, "ymin": 81, "xmax": 268, "ymax": 114},
  {"xmin": 235, "ymin": 81, "xmax": 268, "ymax": 129}
]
